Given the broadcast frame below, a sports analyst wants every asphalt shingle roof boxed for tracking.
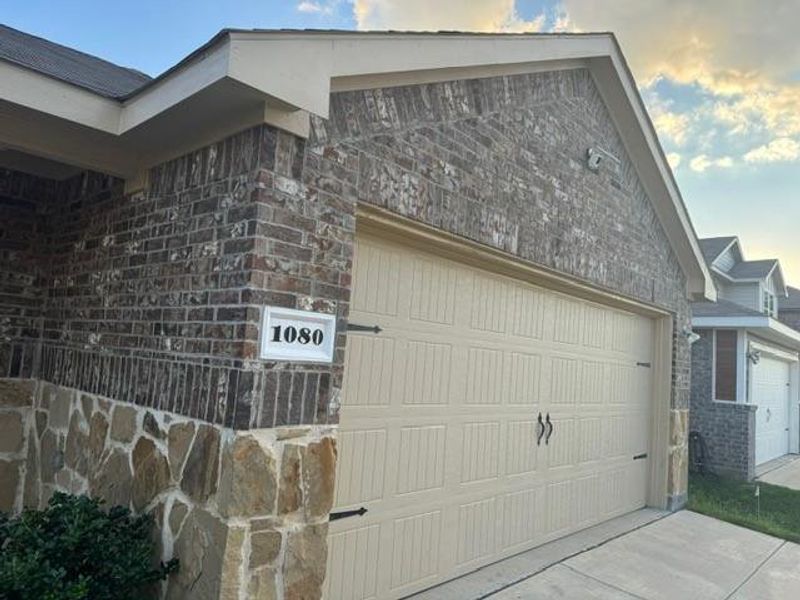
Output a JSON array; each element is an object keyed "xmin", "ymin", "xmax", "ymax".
[
  {"xmin": 727, "ymin": 259, "xmax": 777, "ymax": 280},
  {"xmin": 782, "ymin": 286, "xmax": 800, "ymax": 310},
  {"xmin": 0, "ymin": 24, "xmax": 151, "ymax": 99},
  {"xmin": 698, "ymin": 236, "xmax": 737, "ymax": 265},
  {"xmin": 691, "ymin": 299, "xmax": 766, "ymax": 319}
]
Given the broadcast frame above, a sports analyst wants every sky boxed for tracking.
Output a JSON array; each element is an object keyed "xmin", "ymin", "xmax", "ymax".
[{"xmin": 5, "ymin": 0, "xmax": 800, "ymax": 284}]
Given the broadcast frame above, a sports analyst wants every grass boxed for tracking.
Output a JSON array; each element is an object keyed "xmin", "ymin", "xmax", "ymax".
[{"xmin": 688, "ymin": 472, "xmax": 800, "ymax": 543}]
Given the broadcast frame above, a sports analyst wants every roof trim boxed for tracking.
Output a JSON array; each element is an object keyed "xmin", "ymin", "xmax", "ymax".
[
  {"xmin": 693, "ymin": 315, "xmax": 800, "ymax": 349},
  {"xmin": 0, "ymin": 29, "xmax": 714, "ymax": 300}
]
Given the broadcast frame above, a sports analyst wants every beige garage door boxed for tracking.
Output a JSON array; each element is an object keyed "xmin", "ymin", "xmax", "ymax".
[{"xmin": 325, "ymin": 234, "xmax": 654, "ymax": 600}]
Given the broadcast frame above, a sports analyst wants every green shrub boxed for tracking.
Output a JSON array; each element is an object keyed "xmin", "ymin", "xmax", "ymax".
[{"xmin": 0, "ymin": 492, "xmax": 178, "ymax": 600}]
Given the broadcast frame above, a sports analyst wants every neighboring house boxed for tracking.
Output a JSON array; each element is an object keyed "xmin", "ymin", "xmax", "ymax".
[
  {"xmin": 691, "ymin": 236, "xmax": 800, "ymax": 480},
  {"xmin": 0, "ymin": 25, "xmax": 715, "ymax": 600},
  {"xmin": 778, "ymin": 285, "xmax": 800, "ymax": 331}
]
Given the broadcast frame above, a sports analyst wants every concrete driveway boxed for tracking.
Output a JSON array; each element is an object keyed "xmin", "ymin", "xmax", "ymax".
[
  {"xmin": 490, "ymin": 511, "xmax": 800, "ymax": 600},
  {"xmin": 757, "ymin": 455, "xmax": 800, "ymax": 490}
]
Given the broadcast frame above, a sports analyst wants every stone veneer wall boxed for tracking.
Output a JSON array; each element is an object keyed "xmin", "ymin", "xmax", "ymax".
[
  {"xmin": 689, "ymin": 330, "xmax": 756, "ymax": 480},
  {"xmin": 0, "ymin": 378, "xmax": 335, "ymax": 599}
]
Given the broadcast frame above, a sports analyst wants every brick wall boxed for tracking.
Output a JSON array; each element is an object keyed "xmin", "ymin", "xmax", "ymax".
[
  {"xmin": 315, "ymin": 67, "xmax": 691, "ymax": 408},
  {"xmin": 0, "ymin": 170, "xmax": 53, "ymax": 377},
  {"xmin": 0, "ymin": 67, "xmax": 691, "ymax": 442},
  {"xmin": 689, "ymin": 329, "xmax": 755, "ymax": 480}
]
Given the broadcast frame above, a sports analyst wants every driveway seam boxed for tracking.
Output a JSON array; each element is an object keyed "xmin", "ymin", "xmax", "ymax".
[
  {"xmin": 479, "ymin": 511, "xmax": 674, "ymax": 599},
  {"xmin": 561, "ymin": 563, "xmax": 649, "ymax": 600},
  {"xmin": 723, "ymin": 540, "xmax": 786, "ymax": 600}
]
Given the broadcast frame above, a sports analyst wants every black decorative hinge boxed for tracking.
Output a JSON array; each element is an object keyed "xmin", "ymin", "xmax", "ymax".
[
  {"xmin": 347, "ymin": 323, "xmax": 383, "ymax": 334},
  {"xmin": 633, "ymin": 453, "xmax": 648, "ymax": 460},
  {"xmin": 636, "ymin": 362, "xmax": 651, "ymax": 368},
  {"xmin": 329, "ymin": 507, "xmax": 368, "ymax": 521}
]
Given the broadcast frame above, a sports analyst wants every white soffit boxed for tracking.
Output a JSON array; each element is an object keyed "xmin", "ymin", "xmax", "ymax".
[{"xmin": 0, "ymin": 30, "xmax": 714, "ymax": 300}]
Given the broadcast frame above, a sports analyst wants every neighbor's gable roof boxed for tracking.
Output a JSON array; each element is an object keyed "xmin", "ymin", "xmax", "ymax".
[
  {"xmin": 728, "ymin": 259, "xmax": 778, "ymax": 280},
  {"xmin": 699, "ymin": 236, "xmax": 739, "ymax": 266},
  {"xmin": 0, "ymin": 24, "xmax": 150, "ymax": 98},
  {"xmin": 0, "ymin": 27, "xmax": 715, "ymax": 300},
  {"xmin": 783, "ymin": 286, "xmax": 800, "ymax": 310}
]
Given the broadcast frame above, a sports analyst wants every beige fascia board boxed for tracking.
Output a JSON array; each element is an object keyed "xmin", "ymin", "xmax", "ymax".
[
  {"xmin": 0, "ymin": 100, "xmax": 138, "ymax": 178},
  {"xmin": 119, "ymin": 38, "xmax": 232, "ymax": 134},
  {"xmin": 588, "ymin": 52, "xmax": 714, "ymax": 302},
  {"xmin": 0, "ymin": 61, "xmax": 121, "ymax": 134},
  {"xmin": 227, "ymin": 36, "xmax": 333, "ymax": 117}
]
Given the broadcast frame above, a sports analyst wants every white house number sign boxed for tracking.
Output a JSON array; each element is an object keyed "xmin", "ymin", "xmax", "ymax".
[{"xmin": 260, "ymin": 306, "xmax": 337, "ymax": 363}]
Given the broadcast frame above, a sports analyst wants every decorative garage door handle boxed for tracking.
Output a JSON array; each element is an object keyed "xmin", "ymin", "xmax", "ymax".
[
  {"xmin": 536, "ymin": 413, "xmax": 545, "ymax": 446},
  {"xmin": 766, "ymin": 408, "xmax": 772, "ymax": 421},
  {"xmin": 545, "ymin": 413, "xmax": 554, "ymax": 445}
]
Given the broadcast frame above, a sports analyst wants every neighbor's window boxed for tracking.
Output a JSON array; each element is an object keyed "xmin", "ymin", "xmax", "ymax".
[
  {"xmin": 763, "ymin": 290, "xmax": 776, "ymax": 317},
  {"xmin": 715, "ymin": 330, "xmax": 737, "ymax": 401}
]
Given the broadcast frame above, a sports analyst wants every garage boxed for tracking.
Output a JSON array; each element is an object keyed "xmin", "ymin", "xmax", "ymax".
[
  {"xmin": 325, "ymin": 230, "xmax": 658, "ymax": 600},
  {"xmin": 753, "ymin": 355, "xmax": 792, "ymax": 466}
]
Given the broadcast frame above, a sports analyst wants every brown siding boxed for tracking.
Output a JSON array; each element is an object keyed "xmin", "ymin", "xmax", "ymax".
[{"xmin": 715, "ymin": 330, "xmax": 737, "ymax": 401}]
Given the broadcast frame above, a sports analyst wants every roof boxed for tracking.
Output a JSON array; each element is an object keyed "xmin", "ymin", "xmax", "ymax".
[
  {"xmin": 0, "ymin": 28, "xmax": 715, "ymax": 300},
  {"xmin": 692, "ymin": 299, "xmax": 765, "ymax": 319},
  {"xmin": 0, "ymin": 24, "xmax": 150, "ymax": 98},
  {"xmin": 699, "ymin": 236, "xmax": 737, "ymax": 265},
  {"xmin": 782, "ymin": 286, "xmax": 800, "ymax": 310},
  {"xmin": 727, "ymin": 259, "xmax": 778, "ymax": 280}
]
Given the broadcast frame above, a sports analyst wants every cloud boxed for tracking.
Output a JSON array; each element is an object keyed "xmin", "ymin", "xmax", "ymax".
[
  {"xmin": 652, "ymin": 110, "xmax": 690, "ymax": 146},
  {"xmin": 689, "ymin": 154, "xmax": 733, "ymax": 173},
  {"xmin": 558, "ymin": 1, "xmax": 800, "ymax": 140},
  {"xmin": 297, "ymin": 0, "xmax": 335, "ymax": 14},
  {"xmin": 743, "ymin": 138, "xmax": 800, "ymax": 164},
  {"xmin": 353, "ymin": 0, "xmax": 545, "ymax": 32},
  {"xmin": 666, "ymin": 152, "xmax": 682, "ymax": 169}
]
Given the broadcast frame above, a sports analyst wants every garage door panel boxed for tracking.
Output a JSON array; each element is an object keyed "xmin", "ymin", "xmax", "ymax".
[
  {"xmin": 326, "ymin": 523, "xmax": 382, "ymax": 600},
  {"xmin": 403, "ymin": 340, "xmax": 453, "ymax": 405},
  {"xmin": 545, "ymin": 417, "xmax": 577, "ymax": 469},
  {"xmin": 409, "ymin": 256, "xmax": 458, "ymax": 325},
  {"xmin": 465, "ymin": 347, "xmax": 505, "ymax": 405},
  {"xmin": 550, "ymin": 357, "xmax": 579, "ymax": 404},
  {"xmin": 505, "ymin": 419, "xmax": 542, "ymax": 476},
  {"xmin": 581, "ymin": 360, "xmax": 608, "ymax": 404},
  {"xmin": 343, "ymin": 335, "xmax": 397, "ymax": 407},
  {"xmin": 469, "ymin": 272, "xmax": 512, "ymax": 333},
  {"xmin": 395, "ymin": 424, "xmax": 447, "ymax": 495},
  {"xmin": 351, "ymin": 239, "xmax": 402, "ymax": 318},
  {"xmin": 389, "ymin": 509, "xmax": 443, "ymax": 592},
  {"xmin": 509, "ymin": 286, "xmax": 546, "ymax": 340},
  {"xmin": 499, "ymin": 485, "xmax": 546, "ymax": 552},
  {"xmin": 328, "ymin": 235, "xmax": 654, "ymax": 600},
  {"xmin": 576, "ymin": 417, "xmax": 604, "ymax": 464},
  {"xmin": 460, "ymin": 421, "xmax": 501, "ymax": 483},
  {"xmin": 334, "ymin": 428, "xmax": 388, "ymax": 507},
  {"xmin": 507, "ymin": 351, "xmax": 543, "ymax": 405},
  {"xmin": 455, "ymin": 496, "xmax": 499, "ymax": 567}
]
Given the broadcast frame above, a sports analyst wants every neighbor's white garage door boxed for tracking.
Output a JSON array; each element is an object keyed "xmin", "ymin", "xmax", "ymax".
[
  {"xmin": 754, "ymin": 355, "xmax": 791, "ymax": 466},
  {"xmin": 324, "ymin": 234, "xmax": 654, "ymax": 600}
]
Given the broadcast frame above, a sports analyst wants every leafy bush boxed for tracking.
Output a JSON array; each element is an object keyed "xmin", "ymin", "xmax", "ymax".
[{"xmin": 0, "ymin": 492, "xmax": 178, "ymax": 600}]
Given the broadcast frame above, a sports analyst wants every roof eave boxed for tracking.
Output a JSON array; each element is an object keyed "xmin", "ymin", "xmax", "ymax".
[{"xmin": 0, "ymin": 31, "xmax": 715, "ymax": 300}]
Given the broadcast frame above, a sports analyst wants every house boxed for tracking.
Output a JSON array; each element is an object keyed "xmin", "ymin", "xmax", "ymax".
[
  {"xmin": 691, "ymin": 236, "xmax": 800, "ymax": 481},
  {"xmin": 0, "ymin": 24, "xmax": 714, "ymax": 599},
  {"xmin": 778, "ymin": 285, "xmax": 800, "ymax": 331}
]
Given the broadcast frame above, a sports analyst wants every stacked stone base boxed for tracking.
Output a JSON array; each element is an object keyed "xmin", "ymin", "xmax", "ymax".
[{"xmin": 0, "ymin": 378, "xmax": 336, "ymax": 600}]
